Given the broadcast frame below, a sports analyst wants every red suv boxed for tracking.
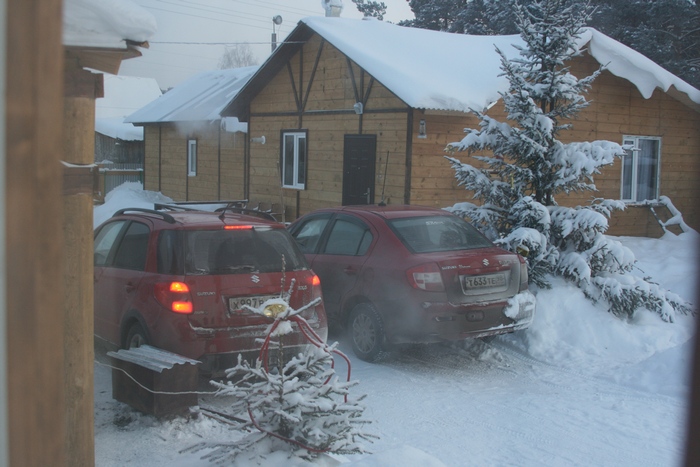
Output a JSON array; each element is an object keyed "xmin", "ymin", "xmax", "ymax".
[
  {"xmin": 288, "ymin": 205, "xmax": 535, "ymax": 361},
  {"xmin": 93, "ymin": 204, "xmax": 327, "ymax": 374}
]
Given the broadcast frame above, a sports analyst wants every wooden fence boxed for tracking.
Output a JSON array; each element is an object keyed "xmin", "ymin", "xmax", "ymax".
[{"xmin": 95, "ymin": 162, "xmax": 144, "ymax": 203}]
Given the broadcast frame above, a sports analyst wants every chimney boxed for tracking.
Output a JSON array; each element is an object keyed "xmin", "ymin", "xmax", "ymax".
[{"xmin": 323, "ymin": 0, "xmax": 343, "ymax": 17}]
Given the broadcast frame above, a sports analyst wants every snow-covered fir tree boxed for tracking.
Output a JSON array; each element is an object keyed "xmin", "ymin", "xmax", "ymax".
[
  {"xmin": 351, "ymin": 0, "xmax": 387, "ymax": 20},
  {"xmin": 445, "ymin": 0, "xmax": 694, "ymax": 321},
  {"xmin": 187, "ymin": 279, "xmax": 375, "ymax": 464}
]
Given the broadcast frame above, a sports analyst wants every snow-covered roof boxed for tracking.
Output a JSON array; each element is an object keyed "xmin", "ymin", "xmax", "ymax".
[
  {"xmin": 578, "ymin": 28, "xmax": 700, "ymax": 107},
  {"xmin": 63, "ymin": 0, "xmax": 157, "ymax": 48},
  {"xmin": 125, "ymin": 66, "xmax": 259, "ymax": 124},
  {"xmin": 95, "ymin": 117, "xmax": 144, "ymax": 141},
  {"xmin": 292, "ymin": 17, "xmax": 700, "ymax": 112},
  {"xmin": 95, "ymin": 74, "xmax": 162, "ymax": 140}
]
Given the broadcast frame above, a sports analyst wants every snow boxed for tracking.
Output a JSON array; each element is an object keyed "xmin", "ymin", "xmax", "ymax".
[
  {"xmin": 63, "ymin": 0, "xmax": 157, "ymax": 48},
  {"xmin": 286, "ymin": 18, "xmax": 700, "ymax": 113},
  {"xmin": 578, "ymin": 28, "xmax": 700, "ymax": 105},
  {"xmin": 114, "ymin": 18, "xmax": 700, "ymax": 131},
  {"xmin": 125, "ymin": 66, "xmax": 259, "ymax": 124},
  {"xmin": 94, "ymin": 183, "xmax": 698, "ymax": 466},
  {"xmin": 95, "ymin": 117, "xmax": 145, "ymax": 141}
]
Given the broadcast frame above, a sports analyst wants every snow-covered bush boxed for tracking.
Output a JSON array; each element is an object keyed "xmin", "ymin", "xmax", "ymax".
[
  {"xmin": 186, "ymin": 278, "xmax": 375, "ymax": 464},
  {"xmin": 445, "ymin": 0, "xmax": 694, "ymax": 322}
]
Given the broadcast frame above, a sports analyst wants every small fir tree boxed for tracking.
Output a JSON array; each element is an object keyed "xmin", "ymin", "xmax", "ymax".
[
  {"xmin": 187, "ymin": 278, "xmax": 375, "ymax": 464},
  {"xmin": 445, "ymin": 0, "xmax": 694, "ymax": 321}
]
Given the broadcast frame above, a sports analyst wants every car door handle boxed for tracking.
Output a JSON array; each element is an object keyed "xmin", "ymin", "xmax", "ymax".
[
  {"xmin": 125, "ymin": 282, "xmax": 136, "ymax": 293},
  {"xmin": 343, "ymin": 266, "xmax": 358, "ymax": 275}
]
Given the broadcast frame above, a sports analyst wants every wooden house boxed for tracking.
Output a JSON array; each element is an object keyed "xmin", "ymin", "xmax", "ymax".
[
  {"xmin": 127, "ymin": 66, "xmax": 256, "ymax": 202},
  {"xmin": 135, "ymin": 17, "xmax": 700, "ymax": 236}
]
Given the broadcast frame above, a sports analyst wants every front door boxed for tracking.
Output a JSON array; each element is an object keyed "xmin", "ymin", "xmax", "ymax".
[{"xmin": 342, "ymin": 135, "xmax": 376, "ymax": 205}]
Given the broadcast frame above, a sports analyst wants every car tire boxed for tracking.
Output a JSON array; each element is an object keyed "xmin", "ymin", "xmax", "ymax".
[
  {"xmin": 125, "ymin": 323, "xmax": 148, "ymax": 349},
  {"xmin": 349, "ymin": 303, "xmax": 385, "ymax": 362}
]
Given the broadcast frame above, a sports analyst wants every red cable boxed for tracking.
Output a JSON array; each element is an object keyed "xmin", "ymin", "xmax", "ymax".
[{"xmin": 248, "ymin": 309, "xmax": 354, "ymax": 451}]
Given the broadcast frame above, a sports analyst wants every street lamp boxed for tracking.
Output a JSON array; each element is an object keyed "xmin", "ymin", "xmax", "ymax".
[{"xmin": 271, "ymin": 15, "xmax": 283, "ymax": 52}]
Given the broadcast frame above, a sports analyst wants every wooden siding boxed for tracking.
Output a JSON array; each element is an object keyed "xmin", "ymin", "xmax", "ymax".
[
  {"xmin": 561, "ymin": 54, "xmax": 700, "ymax": 234},
  {"xmin": 94, "ymin": 132, "xmax": 143, "ymax": 164},
  {"xmin": 407, "ymin": 52, "xmax": 700, "ymax": 235},
  {"xmin": 248, "ymin": 35, "xmax": 410, "ymax": 219},
  {"xmin": 143, "ymin": 125, "xmax": 160, "ymax": 192},
  {"xmin": 143, "ymin": 123, "xmax": 246, "ymax": 202}
]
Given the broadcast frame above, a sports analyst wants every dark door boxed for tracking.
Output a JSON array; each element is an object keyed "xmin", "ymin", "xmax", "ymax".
[{"xmin": 342, "ymin": 135, "xmax": 376, "ymax": 205}]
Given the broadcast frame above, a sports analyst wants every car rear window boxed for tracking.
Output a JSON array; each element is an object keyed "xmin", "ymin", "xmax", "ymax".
[
  {"xmin": 388, "ymin": 215, "xmax": 493, "ymax": 253},
  {"xmin": 184, "ymin": 227, "xmax": 307, "ymax": 275}
]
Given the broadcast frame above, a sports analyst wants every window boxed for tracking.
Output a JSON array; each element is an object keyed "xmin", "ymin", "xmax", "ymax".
[
  {"xmin": 187, "ymin": 139, "xmax": 197, "ymax": 176},
  {"xmin": 112, "ymin": 222, "xmax": 150, "ymax": 271},
  {"xmin": 292, "ymin": 216, "xmax": 331, "ymax": 253},
  {"xmin": 157, "ymin": 230, "xmax": 184, "ymax": 275},
  {"xmin": 281, "ymin": 131, "xmax": 307, "ymax": 189},
  {"xmin": 388, "ymin": 216, "xmax": 493, "ymax": 253},
  {"xmin": 323, "ymin": 219, "xmax": 373, "ymax": 256},
  {"xmin": 94, "ymin": 220, "xmax": 126, "ymax": 266},
  {"xmin": 184, "ymin": 228, "xmax": 306, "ymax": 275},
  {"xmin": 621, "ymin": 136, "xmax": 661, "ymax": 202}
]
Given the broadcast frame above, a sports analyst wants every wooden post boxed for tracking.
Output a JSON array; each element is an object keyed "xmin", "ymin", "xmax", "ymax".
[
  {"xmin": 62, "ymin": 60, "xmax": 100, "ymax": 467},
  {"xmin": 6, "ymin": 0, "xmax": 67, "ymax": 465}
]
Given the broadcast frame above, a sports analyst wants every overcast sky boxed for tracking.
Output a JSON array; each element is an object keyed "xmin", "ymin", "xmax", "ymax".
[{"xmin": 119, "ymin": 0, "xmax": 415, "ymax": 90}]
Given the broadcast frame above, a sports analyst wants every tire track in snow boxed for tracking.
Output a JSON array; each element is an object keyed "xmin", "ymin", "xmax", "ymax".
[
  {"xmin": 358, "ymin": 341, "xmax": 684, "ymax": 467},
  {"xmin": 492, "ymin": 338, "xmax": 687, "ymax": 409}
]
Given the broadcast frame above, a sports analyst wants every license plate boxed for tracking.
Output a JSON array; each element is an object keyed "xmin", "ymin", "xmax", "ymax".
[
  {"xmin": 461, "ymin": 273, "xmax": 506, "ymax": 290},
  {"xmin": 229, "ymin": 295, "xmax": 278, "ymax": 312}
]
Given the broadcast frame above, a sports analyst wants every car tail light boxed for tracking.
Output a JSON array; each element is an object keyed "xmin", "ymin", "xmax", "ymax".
[
  {"xmin": 407, "ymin": 263, "xmax": 444, "ymax": 292},
  {"xmin": 300, "ymin": 274, "xmax": 323, "ymax": 319},
  {"xmin": 154, "ymin": 282, "xmax": 194, "ymax": 314},
  {"xmin": 519, "ymin": 259, "xmax": 529, "ymax": 292},
  {"xmin": 224, "ymin": 225, "xmax": 253, "ymax": 230},
  {"xmin": 308, "ymin": 273, "xmax": 323, "ymax": 301}
]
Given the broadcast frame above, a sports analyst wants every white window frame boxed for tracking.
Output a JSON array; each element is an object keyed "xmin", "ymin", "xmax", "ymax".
[
  {"xmin": 620, "ymin": 135, "xmax": 661, "ymax": 202},
  {"xmin": 281, "ymin": 131, "xmax": 307, "ymax": 190},
  {"xmin": 187, "ymin": 139, "xmax": 197, "ymax": 177}
]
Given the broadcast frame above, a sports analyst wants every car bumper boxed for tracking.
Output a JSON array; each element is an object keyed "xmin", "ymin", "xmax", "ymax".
[
  {"xmin": 379, "ymin": 290, "xmax": 536, "ymax": 345},
  {"xmin": 182, "ymin": 318, "xmax": 328, "ymax": 375}
]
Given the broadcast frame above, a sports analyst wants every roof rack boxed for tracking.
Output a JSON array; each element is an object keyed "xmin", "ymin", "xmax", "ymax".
[
  {"xmin": 113, "ymin": 208, "xmax": 176, "ymax": 224},
  {"xmin": 153, "ymin": 203, "xmax": 199, "ymax": 212},
  {"xmin": 155, "ymin": 200, "xmax": 248, "ymax": 209},
  {"xmin": 150, "ymin": 201, "xmax": 277, "ymax": 222},
  {"xmin": 216, "ymin": 204, "xmax": 277, "ymax": 222}
]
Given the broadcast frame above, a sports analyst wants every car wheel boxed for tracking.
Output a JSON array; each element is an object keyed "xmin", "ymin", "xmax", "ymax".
[
  {"xmin": 125, "ymin": 323, "xmax": 148, "ymax": 349},
  {"xmin": 349, "ymin": 303, "xmax": 384, "ymax": 362}
]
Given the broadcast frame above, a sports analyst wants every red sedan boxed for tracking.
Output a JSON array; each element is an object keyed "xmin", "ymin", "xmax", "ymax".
[{"xmin": 288, "ymin": 205, "xmax": 535, "ymax": 361}]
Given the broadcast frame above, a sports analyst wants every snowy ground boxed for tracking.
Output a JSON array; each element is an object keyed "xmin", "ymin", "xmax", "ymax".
[{"xmin": 94, "ymin": 183, "xmax": 699, "ymax": 466}]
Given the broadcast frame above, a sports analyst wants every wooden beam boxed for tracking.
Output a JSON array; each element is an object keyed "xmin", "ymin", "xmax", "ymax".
[
  {"xmin": 62, "ymin": 61, "xmax": 96, "ymax": 467},
  {"xmin": 64, "ymin": 46, "xmax": 142, "ymax": 75},
  {"xmin": 286, "ymin": 63, "xmax": 301, "ymax": 113},
  {"xmin": 6, "ymin": 0, "xmax": 67, "ymax": 465},
  {"xmin": 302, "ymin": 40, "xmax": 324, "ymax": 113}
]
